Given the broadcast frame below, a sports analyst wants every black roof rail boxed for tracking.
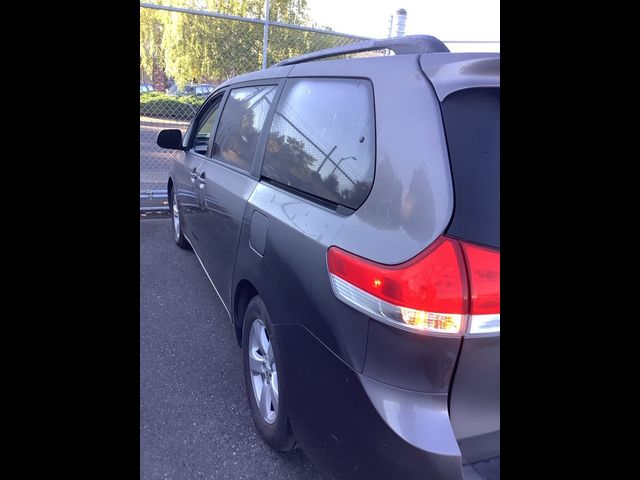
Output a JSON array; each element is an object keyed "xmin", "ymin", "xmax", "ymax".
[{"xmin": 272, "ymin": 35, "xmax": 450, "ymax": 67}]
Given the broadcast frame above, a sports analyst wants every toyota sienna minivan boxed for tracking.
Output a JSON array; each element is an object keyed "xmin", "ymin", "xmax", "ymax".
[{"xmin": 156, "ymin": 35, "xmax": 500, "ymax": 480}]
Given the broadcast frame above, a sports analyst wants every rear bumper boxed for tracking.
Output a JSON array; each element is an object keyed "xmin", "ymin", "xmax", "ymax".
[
  {"xmin": 449, "ymin": 335, "xmax": 500, "ymax": 463},
  {"xmin": 275, "ymin": 323, "xmax": 467, "ymax": 480},
  {"xmin": 462, "ymin": 456, "xmax": 500, "ymax": 480}
]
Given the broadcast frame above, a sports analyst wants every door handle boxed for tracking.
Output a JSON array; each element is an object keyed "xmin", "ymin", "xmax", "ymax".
[
  {"xmin": 197, "ymin": 171, "xmax": 206, "ymax": 189},
  {"xmin": 191, "ymin": 170, "xmax": 206, "ymax": 190}
]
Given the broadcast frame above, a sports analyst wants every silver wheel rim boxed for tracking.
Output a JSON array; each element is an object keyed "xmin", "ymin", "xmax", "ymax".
[
  {"xmin": 248, "ymin": 319, "xmax": 278, "ymax": 424},
  {"xmin": 172, "ymin": 193, "xmax": 180, "ymax": 241}
]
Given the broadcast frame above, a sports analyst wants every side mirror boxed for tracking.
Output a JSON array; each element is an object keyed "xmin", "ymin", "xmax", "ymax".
[{"xmin": 157, "ymin": 129, "xmax": 184, "ymax": 150}]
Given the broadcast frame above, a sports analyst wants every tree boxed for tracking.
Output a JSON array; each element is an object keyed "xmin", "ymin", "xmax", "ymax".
[
  {"xmin": 140, "ymin": 0, "xmax": 358, "ymax": 88},
  {"xmin": 140, "ymin": 7, "xmax": 169, "ymax": 89}
]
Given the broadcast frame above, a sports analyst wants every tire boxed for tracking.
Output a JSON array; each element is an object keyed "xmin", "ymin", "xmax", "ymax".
[
  {"xmin": 170, "ymin": 188, "xmax": 190, "ymax": 249},
  {"xmin": 242, "ymin": 296, "xmax": 296, "ymax": 451}
]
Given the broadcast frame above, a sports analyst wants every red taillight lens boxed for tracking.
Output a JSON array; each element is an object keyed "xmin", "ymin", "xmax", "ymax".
[
  {"xmin": 328, "ymin": 237, "xmax": 466, "ymax": 313},
  {"xmin": 327, "ymin": 236, "xmax": 500, "ymax": 336},
  {"xmin": 461, "ymin": 242, "xmax": 500, "ymax": 315},
  {"xmin": 327, "ymin": 238, "xmax": 467, "ymax": 335},
  {"xmin": 461, "ymin": 241, "xmax": 500, "ymax": 334}
]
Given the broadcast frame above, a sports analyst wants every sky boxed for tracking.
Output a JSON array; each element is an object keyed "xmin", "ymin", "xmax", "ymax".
[{"xmin": 305, "ymin": 0, "xmax": 500, "ymax": 52}]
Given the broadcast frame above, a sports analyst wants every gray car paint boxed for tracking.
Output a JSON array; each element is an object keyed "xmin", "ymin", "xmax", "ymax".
[
  {"xmin": 216, "ymin": 64, "xmax": 294, "ymax": 90},
  {"xmin": 418, "ymin": 55, "xmax": 501, "ymax": 464},
  {"xmin": 196, "ymin": 159, "xmax": 259, "ymax": 309},
  {"xmin": 187, "ymin": 80, "xmax": 285, "ymax": 311},
  {"xmin": 285, "ymin": 55, "xmax": 455, "ymax": 265},
  {"xmin": 172, "ymin": 153, "xmax": 201, "ymax": 239},
  {"xmin": 419, "ymin": 53, "xmax": 500, "ymax": 101},
  {"xmin": 165, "ymin": 50, "xmax": 500, "ymax": 479},
  {"xmin": 172, "ymin": 91, "xmax": 227, "ymax": 242},
  {"xmin": 449, "ymin": 335, "xmax": 500, "ymax": 463}
]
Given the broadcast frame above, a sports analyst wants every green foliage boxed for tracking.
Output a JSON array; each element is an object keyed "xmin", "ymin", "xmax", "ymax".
[
  {"xmin": 140, "ymin": 7, "xmax": 169, "ymax": 83},
  {"xmin": 140, "ymin": 0, "xmax": 359, "ymax": 89},
  {"xmin": 266, "ymin": 27, "xmax": 360, "ymax": 68},
  {"xmin": 140, "ymin": 92, "xmax": 205, "ymax": 120},
  {"xmin": 161, "ymin": 6, "xmax": 264, "ymax": 86}
]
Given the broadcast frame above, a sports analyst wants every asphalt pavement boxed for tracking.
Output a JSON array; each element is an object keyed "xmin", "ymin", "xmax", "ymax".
[{"xmin": 140, "ymin": 217, "xmax": 328, "ymax": 480}]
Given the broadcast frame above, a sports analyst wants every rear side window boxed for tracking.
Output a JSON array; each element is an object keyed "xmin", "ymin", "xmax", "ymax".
[
  {"xmin": 441, "ymin": 88, "xmax": 500, "ymax": 249},
  {"xmin": 261, "ymin": 78, "xmax": 375, "ymax": 210}
]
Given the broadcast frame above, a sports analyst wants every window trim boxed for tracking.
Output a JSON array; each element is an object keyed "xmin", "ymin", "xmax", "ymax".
[
  {"xmin": 258, "ymin": 76, "xmax": 377, "ymax": 211},
  {"xmin": 205, "ymin": 79, "xmax": 285, "ymax": 178},
  {"xmin": 184, "ymin": 90, "xmax": 227, "ymax": 155},
  {"xmin": 204, "ymin": 90, "xmax": 229, "ymax": 158},
  {"xmin": 261, "ymin": 177, "xmax": 355, "ymax": 215}
]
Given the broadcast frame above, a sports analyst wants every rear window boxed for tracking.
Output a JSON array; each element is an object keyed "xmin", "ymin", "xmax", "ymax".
[
  {"xmin": 261, "ymin": 78, "xmax": 375, "ymax": 210},
  {"xmin": 441, "ymin": 88, "xmax": 500, "ymax": 249}
]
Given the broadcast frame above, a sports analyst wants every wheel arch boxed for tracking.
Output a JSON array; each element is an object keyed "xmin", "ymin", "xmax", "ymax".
[{"xmin": 233, "ymin": 279, "xmax": 259, "ymax": 346}]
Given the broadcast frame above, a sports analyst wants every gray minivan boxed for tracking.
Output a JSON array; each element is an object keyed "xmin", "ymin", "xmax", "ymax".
[{"xmin": 157, "ymin": 35, "xmax": 500, "ymax": 480}]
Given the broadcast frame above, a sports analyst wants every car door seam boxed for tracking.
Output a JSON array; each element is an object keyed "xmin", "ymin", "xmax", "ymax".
[{"xmin": 183, "ymin": 232, "xmax": 232, "ymax": 320}]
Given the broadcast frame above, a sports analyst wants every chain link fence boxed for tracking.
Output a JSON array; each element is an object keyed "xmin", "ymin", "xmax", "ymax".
[
  {"xmin": 140, "ymin": 2, "xmax": 369, "ymax": 199},
  {"xmin": 139, "ymin": 2, "xmax": 498, "ymax": 203}
]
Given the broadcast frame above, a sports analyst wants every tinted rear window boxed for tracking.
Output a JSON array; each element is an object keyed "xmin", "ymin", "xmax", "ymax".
[
  {"xmin": 441, "ymin": 88, "xmax": 499, "ymax": 249},
  {"xmin": 261, "ymin": 78, "xmax": 375, "ymax": 210}
]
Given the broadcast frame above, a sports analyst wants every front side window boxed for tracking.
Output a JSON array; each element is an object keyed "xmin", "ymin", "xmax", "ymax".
[
  {"xmin": 213, "ymin": 85, "xmax": 277, "ymax": 172},
  {"xmin": 261, "ymin": 78, "xmax": 375, "ymax": 210},
  {"xmin": 191, "ymin": 96, "xmax": 222, "ymax": 155}
]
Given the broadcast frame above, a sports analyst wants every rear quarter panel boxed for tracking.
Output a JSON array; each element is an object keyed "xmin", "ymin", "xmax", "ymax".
[
  {"xmin": 233, "ymin": 54, "xmax": 457, "ymax": 373},
  {"xmin": 229, "ymin": 54, "xmax": 476, "ymax": 476}
]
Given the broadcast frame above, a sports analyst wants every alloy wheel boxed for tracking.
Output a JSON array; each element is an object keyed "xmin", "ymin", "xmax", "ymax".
[{"xmin": 248, "ymin": 319, "xmax": 278, "ymax": 424}]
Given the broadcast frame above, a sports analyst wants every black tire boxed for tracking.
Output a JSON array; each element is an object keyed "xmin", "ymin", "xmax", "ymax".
[
  {"xmin": 170, "ymin": 188, "xmax": 190, "ymax": 249},
  {"xmin": 242, "ymin": 296, "xmax": 296, "ymax": 451}
]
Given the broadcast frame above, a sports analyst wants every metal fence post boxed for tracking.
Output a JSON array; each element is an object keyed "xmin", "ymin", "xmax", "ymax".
[{"xmin": 262, "ymin": 0, "xmax": 270, "ymax": 69}]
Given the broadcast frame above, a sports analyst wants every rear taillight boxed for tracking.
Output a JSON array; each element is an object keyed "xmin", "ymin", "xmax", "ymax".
[
  {"xmin": 327, "ymin": 237, "xmax": 499, "ymax": 336},
  {"xmin": 461, "ymin": 242, "xmax": 500, "ymax": 334}
]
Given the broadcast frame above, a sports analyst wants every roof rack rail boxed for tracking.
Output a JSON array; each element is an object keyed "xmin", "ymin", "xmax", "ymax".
[{"xmin": 272, "ymin": 34, "xmax": 450, "ymax": 67}]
